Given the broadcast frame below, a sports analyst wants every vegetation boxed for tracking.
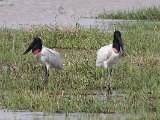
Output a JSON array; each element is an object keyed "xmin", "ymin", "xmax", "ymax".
[
  {"xmin": 0, "ymin": 21, "xmax": 160, "ymax": 119},
  {"xmin": 98, "ymin": 6, "xmax": 160, "ymax": 20}
]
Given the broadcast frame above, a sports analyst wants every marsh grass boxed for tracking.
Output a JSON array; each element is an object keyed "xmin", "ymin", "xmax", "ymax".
[
  {"xmin": 0, "ymin": 22, "xmax": 160, "ymax": 119},
  {"xmin": 98, "ymin": 6, "xmax": 160, "ymax": 20}
]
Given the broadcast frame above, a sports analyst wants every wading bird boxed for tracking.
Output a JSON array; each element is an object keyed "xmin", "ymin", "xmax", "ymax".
[
  {"xmin": 96, "ymin": 30, "xmax": 124, "ymax": 94},
  {"xmin": 23, "ymin": 36, "xmax": 63, "ymax": 85}
]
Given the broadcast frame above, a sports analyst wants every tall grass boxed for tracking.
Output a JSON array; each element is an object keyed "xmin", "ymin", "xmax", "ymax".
[
  {"xmin": 98, "ymin": 6, "xmax": 160, "ymax": 20},
  {"xmin": 0, "ymin": 22, "xmax": 160, "ymax": 119}
]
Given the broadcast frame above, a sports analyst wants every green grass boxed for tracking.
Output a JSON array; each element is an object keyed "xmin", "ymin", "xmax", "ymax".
[
  {"xmin": 0, "ymin": 22, "xmax": 160, "ymax": 119},
  {"xmin": 98, "ymin": 6, "xmax": 160, "ymax": 20}
]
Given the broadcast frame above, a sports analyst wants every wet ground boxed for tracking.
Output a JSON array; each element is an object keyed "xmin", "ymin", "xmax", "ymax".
[
  {"xmin": 0, "ymin": 89, "xmax": 128, "ymax": 120},
  {"xmin": 0, "ymin": 109, "xmax": 129, "ymax": 120},
  {"xmin": 0, "ymin": 0, "xmax": 160, "ymax": 28}
]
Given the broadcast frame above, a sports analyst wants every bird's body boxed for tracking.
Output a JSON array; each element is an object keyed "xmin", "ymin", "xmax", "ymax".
[
  {"xmin": 96, "ymin": 30, "xmax": 124, "ymax": 94},
  {"xmin": 23, "ymin": 37, "xmax": 63, "ymax": 85},
  {"xmin": 35, "ymin": 46, "xmax": 63, "ymax": 70},
  {"xmin": 96, "ymin": 44, "xmax": 124, "ymax": 69}
]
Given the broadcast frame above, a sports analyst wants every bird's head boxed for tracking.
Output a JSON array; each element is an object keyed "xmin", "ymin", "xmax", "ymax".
[
  {"xmin": 23, "ymin": 36, "xmax": 42, "ymax": 55},
  {"xmin": 113, "ymin": 30, "xmax": 124, "ymax": 52}
]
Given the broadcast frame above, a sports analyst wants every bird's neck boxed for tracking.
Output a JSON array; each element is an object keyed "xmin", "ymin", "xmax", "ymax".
[
  {"xmin": 113, "ymin": 39, "xmax": 120, "ymax": 53},
  {"xmin": 33, "ymin": 49, "xmax": 41, "ymax": 55},
  {"xmin": 112, "ymin": 48, "xmax": 120, "ymax": 53}
]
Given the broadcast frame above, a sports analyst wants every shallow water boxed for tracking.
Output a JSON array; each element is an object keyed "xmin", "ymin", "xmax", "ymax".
[
  {"xmin": 0, "ymin": 109, "xmax": 129, "ymax": 120},
  {"xmin": 0, "ymin": 0, "xmax": 160, "ymax": 28}
]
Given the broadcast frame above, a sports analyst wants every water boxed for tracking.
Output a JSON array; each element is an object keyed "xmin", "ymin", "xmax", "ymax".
[
  {"xmin": 0, "ymin": 109, "xmax": 128, "ymax": 120},
  {"xmin": 0, "ymin": 0, "xmax": 160, "ymax": 28}
]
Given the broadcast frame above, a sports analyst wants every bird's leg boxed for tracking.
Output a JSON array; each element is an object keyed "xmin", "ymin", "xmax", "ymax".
[
  {"xmin": 105, "ymin": 69, "xmax": 113, "ymax": 95},
  {"xmin": 44, "ymin": 66, "xmax": 49, "ymax": 85},
  {"xmin": 108, "ymin": 69, "xmax": 113, "ymax": 94}
]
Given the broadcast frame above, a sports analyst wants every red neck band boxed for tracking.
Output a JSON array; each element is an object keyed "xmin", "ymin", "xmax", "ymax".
[
  {"xmin": 33, "ymin": 49, "xmax": 41, "ymax": 55},
  {"xmin": 113, "ymin": 48, "xmax": 120, "ymax": 53}
]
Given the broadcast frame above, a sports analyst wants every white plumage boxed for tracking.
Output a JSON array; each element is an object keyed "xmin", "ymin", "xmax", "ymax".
[
  {"xmin": 96, "ymin": 30, "xmax": 124, "ymax": 94},
  {"xmin": 96, "ymin": 44, "xmax": 124, "ymax": 69},
  {"xmin": 23, "ymin": 36, "xmax": 63, "ymax": 85},
  {"xmin": 35, "ymin": 46, "xmax": 63, "ymax": 70}
]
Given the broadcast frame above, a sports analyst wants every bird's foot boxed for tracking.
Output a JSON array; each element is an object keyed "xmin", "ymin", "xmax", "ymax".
[
  {"xmin": 43, "ymin": 79, "xmax": 48, "ymax": 86},
  {"xmin": 107, "ymin": 84, "xmax": 112, "ymax": 95},
  {"xmin": 105, "ymin": 83, "xmax": 112, "ymax": 95}
]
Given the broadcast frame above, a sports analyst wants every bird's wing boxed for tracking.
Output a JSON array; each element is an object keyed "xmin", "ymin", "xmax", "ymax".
[
  {"xmin": 96, "ymin": 44, "xmax": 112, "ymax": 67},
  {"xmin": 45, "ymin": 48, "xmax": 63, "ymax": 69}
]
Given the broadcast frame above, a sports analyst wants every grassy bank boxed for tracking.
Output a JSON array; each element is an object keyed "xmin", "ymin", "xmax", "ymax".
[
  {"xmin": 98, "ymin": 6, "xmax": 160, "ymax": 20},
  {"xmin": 0, "ymin": 22, "xmax": 160, "ymax": 119}
]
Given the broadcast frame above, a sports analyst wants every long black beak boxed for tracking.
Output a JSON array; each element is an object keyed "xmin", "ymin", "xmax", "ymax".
[{"xmin": 23, "ymin": 41, "xmax": 36, "ymax": 55}]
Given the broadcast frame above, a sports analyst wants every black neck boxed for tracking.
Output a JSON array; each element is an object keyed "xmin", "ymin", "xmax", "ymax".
[{"xmin": 113, "ymin": 39, "xmax": 120, "ymax": 51}]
